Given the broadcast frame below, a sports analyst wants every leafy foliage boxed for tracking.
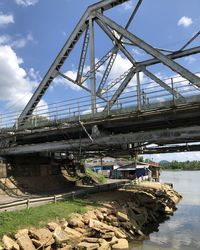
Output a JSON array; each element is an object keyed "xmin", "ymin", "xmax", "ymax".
[
  {"xmin": 86, "ymin": 168, "xmax": 107, "ymax": 184},
  {"xmin": 160, "ymin": 160, "xmax": 200, "ymax": 170}
]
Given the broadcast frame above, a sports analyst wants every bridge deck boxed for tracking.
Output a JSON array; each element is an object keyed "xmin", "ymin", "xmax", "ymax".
[{"xmin": 0, "ymin": 93, "xmax": 200, "ymax": 155}]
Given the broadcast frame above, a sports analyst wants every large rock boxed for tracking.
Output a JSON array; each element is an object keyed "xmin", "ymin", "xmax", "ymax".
[
  {"xmin": 84, "ymin": 238, "xmax": 100, "ymax": 243},
  {"xmin": 83, "ymin": 211, "xmax": 97, "ymax": 224},
  {"xmin": 114, "ymin": 228, "xmax": 127, "ymax": 238},
  {"xmin": 29, "ymin": 228, "xmax": 54, "ymax": 247},
  {"xmin": 77, "ymin": 241, "xmax": 99, "ymax": 250},
  {"xmin": 135, "ymin": 191, "xmax": 156, "ymax": 205},
  {"xmin": 47, "ymin": 222, "xmax": 60, "ymax": 231},
  {"xmin": 109, "ymin": 236, "xmax": 118, "ymax": 246},
  {"xmin": 164, "ymin": 206, "xmax": 173, "ymax": 215},
  {"xmin": 99, "ymin": 207, "xmax": 112, "ymax": 215},
  {"xmin": 53, "ymin": 227, "xmax": 69, "ymax": 243},
  {"xmin": 17, "ymin": 235, "xmax": 36, "ymax": 250},
  {"xmin": 15, "ymin": 229, "xmax": 29, "ymax": 240},
  {"xmin": 2, "ymin": 235, "xmax": 19, "ymax": 250},
  {"xmin": 68, "ymin": 214, "xmax": 85, "ymax": 228},
  {"xmin": 59, "ymin": 246, "xmax": 73, "ymax": 250},
  {"xmin": 98, "ymin": 239, "xmax": 110, "ymax": 250},
  {"xmin": 116, "ymin": 212, "xmax": 129, "ymax": 222},
  {"xmin": 64, "ymin": 226, "xmax": 83, "ymax": 245},
  {"xmin": 94, "ymin": 209, "xmax": 104, "ymax": 221},
  {"xmin": 64, "ymin": 227, "xmax": 82, "ymax": 238},
  {"xmin": 89, "ymin": 219, "xmax": 114, "ymax": 233},
  {"xmin": 112, "ymin": 239, "xmax": 129, "ymax": 250},
  {"xmin": 75, "ymin": 227, "xmax": 87, "ymax": 234},
  {"xmin": 44, "ymin": 246, "xmax": 52, "ymax": 250},
  {"xmin": 101, "ymin": 232, "xmax": 115, "ymax": 239}
]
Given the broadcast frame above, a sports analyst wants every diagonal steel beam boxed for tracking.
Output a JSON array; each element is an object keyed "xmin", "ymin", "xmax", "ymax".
[
  {"xmin": 95, "ymin": 12, "xmax": 200, "ymax": 87},
  {"xmin": 96, "ymin": 19, "xmax": 138, "ymax": 107},
  {"xmin": 119, "ymin": 0, "xmax": 143, "ymax": 40},
  {"xmin": 58, "ymin": 71, "xmax": 107, "ymax": 102},
  {"xmin": 104, "ymin": 67, "xmax": 133, "ymax": 93},
  {"xmin": 97, "ymin": 50, "xmax": 118, "ymax": 95},
  {"xmin": 96, "ymin": 19, "xmax": 136, "ymax": 65},
  {"xmin": 57, "ymin": 71, "xmax": 91, "ymax": 92},
  {"xmin": 97, "ymin": 0, "xmax": 143, "ymax": 95},
  {"xmin": 104, "ymin": 67, "xmax": 135, "ymax": 110},
  {"xmin": 76, "ymin": 26, "xmax": 90, "ymax": 83},
  {"xmin": 141, "ymin": 67, "xmax": 184, "ymax": 99},
  {"xmin": 18, "ymin": 15, "xmax": 89, "ymax": 125},
  {"xmin": 179, "ymin": 31, "xmax": 200, "ymax": 51}
]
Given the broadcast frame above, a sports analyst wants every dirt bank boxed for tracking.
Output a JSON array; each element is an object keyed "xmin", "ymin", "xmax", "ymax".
[{"xmin": 1, "ymin": 182, "xmax": 182, "ymax": 250}]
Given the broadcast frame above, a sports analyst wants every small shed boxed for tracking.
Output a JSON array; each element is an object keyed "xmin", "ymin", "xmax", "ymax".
[
  {"xmin": 148, "ymin": 162, "xmax": 160, "ymax": 182},
  {"xmin": 111, "ymin": 162, "xmax": 150, "ymax": 180}
]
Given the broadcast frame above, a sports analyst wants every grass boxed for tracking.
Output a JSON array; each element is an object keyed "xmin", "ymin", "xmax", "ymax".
[
  {"xmin": 0, "ymin": 199, "xmax": 95, "ymax": 238},
  {"xmin": 86, "ymin": 168, "xmax": 107, "ymax": 184}
]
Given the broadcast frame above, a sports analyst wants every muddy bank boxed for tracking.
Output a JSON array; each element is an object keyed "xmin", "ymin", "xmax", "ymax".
[{"xmin": 1, "ymin": 182, "xmax": 182, "ymax": 250}]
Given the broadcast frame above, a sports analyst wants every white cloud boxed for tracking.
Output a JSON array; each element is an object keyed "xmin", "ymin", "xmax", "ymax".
[
  {"xmin": 122, "ymin": 0, "xmax": 134, "ymax": 10},
  {"xmin": 184, "ymin": 55, "xmax": 196, "ymax": 64},
  {"xmin": 14, "ymin": 0, "xmax": 39, "ymax": 6},
  {"xmin": 0, "ymin": 35, "xmax": 11, "ymax": 44},
  {"xmin": 0, "ymin": 13, "xmax": 14, "ymax": 26},
  {"xmin": 0, "ymin": 33, "xmax": 34, "ymax": 48},
  {"xmin": 53, "ymin": 64, "xmax": 90, "ymax": 91},
  {"xmin": 0, "ymin": 44, "xmax": 45, "ymax": 116},
  {"xmin": 178, "ymin": 16, "xmax": 193, "ymax": 28},
  {"xmin": 54, "ymin": 70, "xmax": 84, "ymax": 91},
  {"xmin": 11, "ymin": 33, "xmax": 34, "ymax": 48},
  {"xmin": 132, "ymin": 48, "xmax": 145, "ymax": 56}
]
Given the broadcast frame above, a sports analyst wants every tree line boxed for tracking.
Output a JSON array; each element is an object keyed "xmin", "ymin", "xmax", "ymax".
[{"xmin": 161, "ymin": 160, "xmax": 200, "ymax": 170}]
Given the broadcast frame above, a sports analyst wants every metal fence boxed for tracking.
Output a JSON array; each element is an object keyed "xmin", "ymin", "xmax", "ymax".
[
  {"xmin": 0, "ymin": 73, "xmax": 200, "ymax": 130},
  {"xmin": 0, "ymin": 180, "xmax": 129, "ymax": 211}
]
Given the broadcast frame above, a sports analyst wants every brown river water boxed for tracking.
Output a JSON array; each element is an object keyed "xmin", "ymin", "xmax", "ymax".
[{"xmin": 131, "ymin": 171, "xmax": 200, "ymax": 250}]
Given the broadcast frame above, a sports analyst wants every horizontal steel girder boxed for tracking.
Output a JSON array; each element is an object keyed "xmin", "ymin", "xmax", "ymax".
[
  {"xmin": 143, "ymin": 144, "xmax": 200, "ymax": 154},
  {"xmin": 1, "ymin": 126, "xmax": 200, "ymax": 155},
  {"xmin": 138, "ymin": 46, "xmax": 200, "ymax": 67}
]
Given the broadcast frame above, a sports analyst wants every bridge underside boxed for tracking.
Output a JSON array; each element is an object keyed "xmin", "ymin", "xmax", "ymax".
[{"xmin": 1, "ymin": 98, "xmax": 200, "ymax": 156}]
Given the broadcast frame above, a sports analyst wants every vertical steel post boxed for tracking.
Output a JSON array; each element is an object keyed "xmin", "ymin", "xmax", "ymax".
[
  {"xmin": 136, "ymin": 71, "xmax": 141, "ymax": 111},
  {"xmin": 89, "ymin": 18, "xmax": 96, "ymax": 115},
  {"xmin": 171, "ymin": 78, "xmax": 175, "ymax": 106}
]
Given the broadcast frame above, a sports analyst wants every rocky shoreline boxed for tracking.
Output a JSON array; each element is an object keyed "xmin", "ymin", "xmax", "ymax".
[{"xmin": 1, "ymin": 182, "xmax": 182, "ymax": 250}]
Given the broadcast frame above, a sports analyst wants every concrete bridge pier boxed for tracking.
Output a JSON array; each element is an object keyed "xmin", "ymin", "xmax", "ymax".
[{"xmin": 0, "ymin": 152, "xmax": 86, "ymax": 195}]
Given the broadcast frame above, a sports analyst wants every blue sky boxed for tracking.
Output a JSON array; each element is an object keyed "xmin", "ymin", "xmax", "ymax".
[{"xmin": 0, "ymin": 0, "xmax": 200, "ymax": 161}]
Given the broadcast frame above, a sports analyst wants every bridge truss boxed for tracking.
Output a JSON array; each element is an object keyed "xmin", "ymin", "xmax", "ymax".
[{"xmin": 1, "ymin": 0, "xmax": 200, "ymax": 156}]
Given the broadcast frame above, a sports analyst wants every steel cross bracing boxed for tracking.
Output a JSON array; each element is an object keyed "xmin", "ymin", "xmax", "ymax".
[{"xmin": 15, "ymin": 0, "xmax": 200, "ymax": 129}]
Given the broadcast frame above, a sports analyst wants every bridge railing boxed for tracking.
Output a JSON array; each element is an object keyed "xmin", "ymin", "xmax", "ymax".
[{"xmin": 0, "ymin": 74, "xmax": 200, "ymax": 130}]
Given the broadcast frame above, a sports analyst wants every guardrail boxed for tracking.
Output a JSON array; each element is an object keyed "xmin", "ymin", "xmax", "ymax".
[
  {"xmin": 0, "ymin": 180, "xmax": 129, "ymax": 212},
  {"xmin": 0, "ymin": 72, "xmax": 200, "ymax": 129}
]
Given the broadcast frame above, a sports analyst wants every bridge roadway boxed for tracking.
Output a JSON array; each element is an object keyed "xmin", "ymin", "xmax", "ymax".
[{"xmin": 0, "ymin": 93, "xmax": 200, "ymax": 156}]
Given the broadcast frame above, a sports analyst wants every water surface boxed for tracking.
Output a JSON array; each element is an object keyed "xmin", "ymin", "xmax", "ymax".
[{"xmin": 131, "ymin": 171, "xmax": 200, "ymax": 250}]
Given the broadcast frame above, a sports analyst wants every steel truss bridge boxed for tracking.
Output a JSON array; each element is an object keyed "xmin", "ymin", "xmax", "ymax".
[{"xmin": 0, "ymin": 0, "xmax": 200, "ymax": 157}]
